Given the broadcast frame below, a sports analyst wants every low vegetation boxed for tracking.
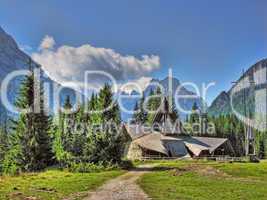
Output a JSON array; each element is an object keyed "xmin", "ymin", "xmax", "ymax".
[
  {"xmin": 138, "ymin": 160, "xmax": 267, "ymax": 200},
  {"xmin": 0, "ymin": 169, "xmax": 124, "ymax": 200}
]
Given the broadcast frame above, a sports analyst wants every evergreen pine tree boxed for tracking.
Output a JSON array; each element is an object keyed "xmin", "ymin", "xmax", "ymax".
[
  {"xmin": 98, "ymin": 84, "xmax": 112, "ymax": 122},
  {"xmin": 72, "ymin": 105, "xmax": 88, "ymax": 157},
  {"xmin": 53, "ymin": 96, "xmax": 83, "ymax": 166},
  {"xmin": 135, "ymin": 92, "xmax": 148, "ymax": 124},
  {"xmin": 7, "ymin": 62, "xmax": 53, "ymax": 171},
  {"xmin": 147, "ymin": 88, "xmax": 155, "ymax": 124},
  {"xmin": 132, "ymin": 101, "xmax": 139, "ymax": 123},
  {"xmin": 189, "ymin": 102, "xmax": 200, "ymax": 135},
  {"xmin": 0, "ymin": 129, "xmax": 8, "ymax": 172},
  {"xmin": 85, "ymin": 84, "xmax": 123, "ymax": 164},
  {"xmin": 146, "ymin": 87, "xmax": 163, "ymax": 125},
  {"xmin": 60, "ymin": 95, "xmax": 75, "ymax": 153},
  {"xmin": 259, "ymin": 138, "xmax": 265, "ymax": 159},
  {"xmin": 189, "ymin": 102, "xmax": 199, "ymax": 123}
]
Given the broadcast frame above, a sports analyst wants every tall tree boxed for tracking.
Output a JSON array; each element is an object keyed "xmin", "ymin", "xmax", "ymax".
[
  {"xmin": 147, "ymin": 88, "xmax": 155, "ymax": 124},
  {"xmin": 6, "ymin": 65, "xmax": 53, "ymax": 172},
  {"xmin": 0, "ymin": 129, "xmax": 8, "ymax": 172},
  {"xmin": 85, "ymin": 84, "xmax": 123, "ymax": 164},
  {"xmin": 132, "ymin": 101, "xmax": 139, "ymax": 123},
  {"xmin": 135, "ymin": 92, "xmax": 148, "ymax": 124},
  {"xmin": 147, "ymin": 88, "xmax": 163, "ymax": 124},
  {"xmin": 54, "ymin": 95, "xmax": 86, "ymax": 159},
  {"xmin": 188, "ymin": 102, "xmax": 200, "ymax": 135},
  {"xmin": 259, "ymin": 139, "xmax": 265, "ymax": 159},
  {"xmin": 189, "ymin": 102, "xmax": 199, "ymax": 124},
  {"xmin": 72, "ymin": 105, "xmax": 88, "ymax": 156}
]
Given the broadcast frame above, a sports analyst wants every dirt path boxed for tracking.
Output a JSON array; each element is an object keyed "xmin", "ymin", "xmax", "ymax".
[{"xmin": 83, "ymin": 165, "xmax": 154, "ymax": 200}]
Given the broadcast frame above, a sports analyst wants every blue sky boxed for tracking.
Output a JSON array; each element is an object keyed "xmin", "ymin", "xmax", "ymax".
[{"xmin": 0, "ymin": 0, "xmax": 266, "ymax": 104}]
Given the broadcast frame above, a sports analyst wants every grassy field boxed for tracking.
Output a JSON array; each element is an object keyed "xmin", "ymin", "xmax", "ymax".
[
  {"xmin": 138, "ymin": 160, "xmax": 267, "ymax": 200},
  {"xmin": 0, "ymin": 169, "xmax": 124, "ymax": 200}
]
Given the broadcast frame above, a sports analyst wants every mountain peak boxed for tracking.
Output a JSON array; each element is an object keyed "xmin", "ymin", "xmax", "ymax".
[
  {"xmin": 161, "ymin": 76, "xmax": 180, "ymax": 84},
  {"xmin": 130, "ymin": 90, "xmax": 140, "ymax": 95},
  {"xmin": 211, "ymin": 91, "xmax": 229, "ymax": 105},
  {"xmin": 150, "ymin": 78, "xmax": 160, "ymax": 83},
  {"xmin": 0, "ymin": 26, "xmax": 5, "ymax": 34},
  {"xmin": 219, "ymin": 91, "xmax": 229, "ymax": 97},
  {"xmin": 0, "ymin": 26, "xmax": 20, "ymax": 52}
]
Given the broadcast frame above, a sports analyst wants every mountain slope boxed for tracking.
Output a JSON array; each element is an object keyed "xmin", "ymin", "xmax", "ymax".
[
  {"xmin": 0, "ymin": 26, "xmax": 80, "ymax": 118},
  {"xmin": 208, "ymin": 91, "xmax": 231, "ymax": 116},
  {"xmin": 120, "ymin": 76, "xmax": 205, "ymax": 121},
  {"xmin": 208, "ymin": 58, "xmax": 267, "ymax": 117}
]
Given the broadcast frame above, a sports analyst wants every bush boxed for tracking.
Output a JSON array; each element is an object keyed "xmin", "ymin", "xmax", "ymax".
[
  {"xmin": 119, "ymin": 159, "xmax": 134, "ymax": 170},
  {"xmin": 66, "ymin": 160, "xmax": 129, "ymax": 173},
  {"xmin": 2, "ymin": 148, "xmax": 21, "ymax": 176}
]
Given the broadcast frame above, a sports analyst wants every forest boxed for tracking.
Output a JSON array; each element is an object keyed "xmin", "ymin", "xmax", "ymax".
[{"xmin": 0, "ymin": 67, "xmax": 266, "ymax": 175}]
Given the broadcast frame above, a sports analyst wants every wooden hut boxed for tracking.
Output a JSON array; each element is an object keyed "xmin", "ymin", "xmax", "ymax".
[{"xmin": 123, "ymin": 98, "xmax": 235, "ymax": 160}]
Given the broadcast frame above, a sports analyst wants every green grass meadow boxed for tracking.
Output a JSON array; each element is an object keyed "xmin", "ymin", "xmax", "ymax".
[
  {"xmin": 0, "ymin": 169, "xmax": 124, "ymax": 200},
  {"xmin": 138, "ymin": 160, "xmax": 267, "ymax": 200},
  {"xmin": 1, "ymin": 160, "xmax": 267, "ymax": 200}
]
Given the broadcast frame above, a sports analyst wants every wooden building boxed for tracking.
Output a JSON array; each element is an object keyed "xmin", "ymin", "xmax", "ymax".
[{"xmin": 123, "ymin": 98, "xmax": 234, "ymax": 160}]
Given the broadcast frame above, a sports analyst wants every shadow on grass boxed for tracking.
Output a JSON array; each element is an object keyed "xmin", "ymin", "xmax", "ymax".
[{"xmin": 130, "ymin": 166, "xmax": 175, "ymax": 172}]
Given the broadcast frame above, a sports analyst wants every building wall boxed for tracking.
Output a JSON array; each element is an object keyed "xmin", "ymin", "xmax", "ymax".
[{"xmin": 126, "ymin": 142, "xmax": 143, "ymax": 160}]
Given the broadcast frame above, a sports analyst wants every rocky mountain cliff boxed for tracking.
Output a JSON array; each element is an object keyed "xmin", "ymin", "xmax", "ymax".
[
  {"xmin": 0, "ymin": 26, "xmax": 78, "ymax": 119},
  {"xmin": 208, "ymin": 58, "xmax": 267, "ymax": 117},
  {"xmin": 120, "ymin": 76, "xmax": 205, "ymax": 121},
  {"xmin": 208, "ymin": 91, "xmax": 231, "ymax": 116},
  {"xmin": 0, "ymin": 27, "xmax": 30, "ymax": 73},
  {"xmin": 0, "ymin": 26, "xmax": 32, "ymax": 120}
]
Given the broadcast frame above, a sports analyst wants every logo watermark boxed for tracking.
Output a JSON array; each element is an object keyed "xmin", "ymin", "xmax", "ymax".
[{"xmin": 0, "ymin": 67, "xmax": 266, "ymax": 133}]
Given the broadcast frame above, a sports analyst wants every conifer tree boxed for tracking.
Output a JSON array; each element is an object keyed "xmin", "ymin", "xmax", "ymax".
[
  {"xmin": 7, "ymin": 62, "xmax": 53, "ymax": 171},
  {"xmin": 0, "ymin": 110, "xmax": 9, "ymax": 171},
  {"xmin": 53, "ymin": 125, "xmax": 70, "ymax": 167},
  {"xmin": 0, "ymin": 129, "xmax": 8, "ymax": 172},
  {"xmin": 259, "ymin": 138, "xmax": 265, "ymax": 159},
  {"xmin": 85, "ymin": 84, "xmax": 123, "ymax": 164},
  {"xmin": 189, "ymin": 102, "xmax": 199, "ymax": 123},
  {"xmin": 147, "ymin": 89, "xmax": 156, "ymax": 124},
  {"xmin": 72, "ymin": 105, "xmax": 88, "ymax": 156},
  {"xmin": 188, "ymin": 102, "xmax": 200, "ymax": 135},
  {"xmin": 98, "ymin": 84, "xmax": 115, "ymax": 122},
  {"xmin": 60, "ymin": 95, "xmax": 75, "ymax": 153},
  {"xmin": 135, "ymin": 92, "xmax": 148, "ymax": 124},
  {"xmin": 88, "ymin": 93, "xmax": 101, "ymax": 124},
  {"xmin": 132, "ymin": 101, "xmax": 139, "ymax": 123}
]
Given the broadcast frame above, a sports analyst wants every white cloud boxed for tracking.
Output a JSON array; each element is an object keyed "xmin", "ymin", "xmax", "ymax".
[
  {"xmin": 19, "ymin": 44, "xmax": 32, "ymax": 52},
  {"xmin": 32, "ymin": 35, "xmax": 160, "ymax": 92},
  {"xmin": 39, "ymin": 35, "xmax": 55, "ymax": 50}
]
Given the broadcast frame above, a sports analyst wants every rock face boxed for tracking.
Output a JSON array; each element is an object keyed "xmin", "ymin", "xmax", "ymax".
[
  {"xmin": 120, "ymin": 76, "xmax": 205, "ymax": 121},
  {"xmin": 208, "ymin": 91, "xmax": 231, "ymax": 116},
  {"xmin": 0, "ymin": 26, "xmax": 78, "ymax": 118},
  {"xmin": 208, "ymin": 58, "xmax": 267, "ymax": 117},
  {"xmin": 147, "ymin": 77, "xmax": 204, "ymax": 116},
  {"xmin": 0, "ymin": 26, "xmax": 29, "ymax": 74},
  {"xmin": 0, "ymin": 26, "xmax": 32, "ymax": 120}
]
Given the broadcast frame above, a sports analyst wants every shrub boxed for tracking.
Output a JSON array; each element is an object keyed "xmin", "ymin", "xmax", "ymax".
[
  {"xmin": 66, "ymin": 159, "xmax": 129, "ymax": 173},
  {"xmin": 2, "ymin": 148, "xmax": 21, "ymax": 175},
  {"xmin": 119, "ymin": 159, "xmax": 134, "ymax": 170}
]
